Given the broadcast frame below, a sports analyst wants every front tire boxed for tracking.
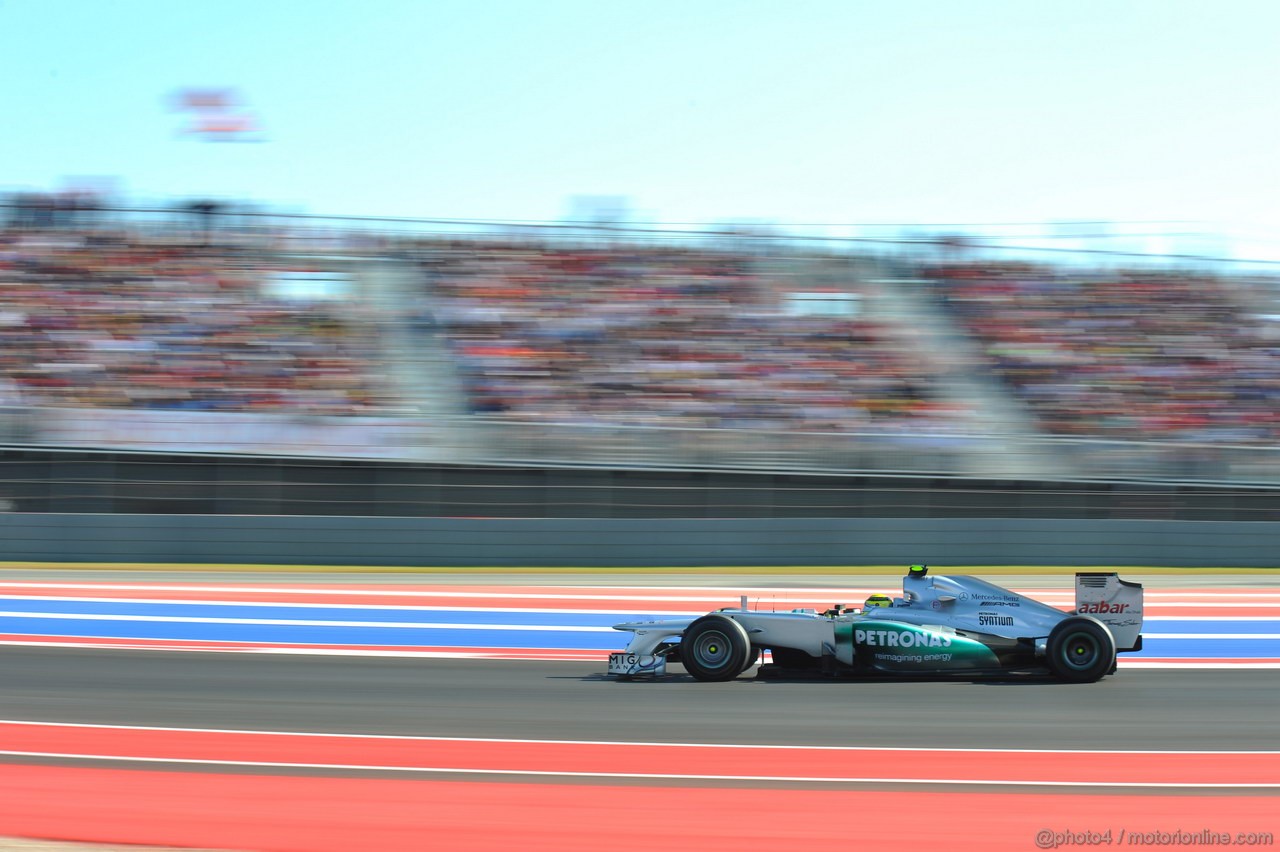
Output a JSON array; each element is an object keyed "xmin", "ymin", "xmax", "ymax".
[
  {"xmin": 681, "ymin": 615, "xmax": 751, "ymax": 682},
  {"xmin": 1046, "ymin": 616, "xmax": 1116, "ymax": 683}
]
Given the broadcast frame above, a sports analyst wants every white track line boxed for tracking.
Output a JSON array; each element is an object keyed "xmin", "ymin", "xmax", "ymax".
[
  {"xmin": 1123, "ymin": 661, "xmax": 1280, "ymax": 669},
  {"xmin": 1, "ymin": 595, "xmax": 1276, "ymax": 619},
  {"xmin": 0, "ymin": 582, "xmax": 1276, "ymax": 601},
  {"xmin": 0, "ymin": 611, "xmax": 611, "ymax": 631},
  {"xmin": 0, "ymin": 611, "xmax": 1272, "ymax": 639},
  {"xmin": 0, "ymin": 751, "xmax": 1273, "ymax": 788},
  {"xmin": 0, "ymin": 637, "xmax": 1274, "ymax": 666},
  {"xmin": 1120, "ymin": 603, "xmax": 1280, "ymax": 608},
  {"xmin": 1, "ymin": 597, "xmax": 1276, "ymax": 621},
  {"xmin": 1145, "ymin": 617, "xmax": 1280, "ymax": 622},
  {"xmin": 0, "ymin": 640, "xmax": 500, "ymax": 658},
  {"xmin": 1143, "ymin": 633, "xmax": 1280, "ymax": 639},
  {"xmin": 0, "ymin": 595, "xmax": 693, "ymax": 616},
  {"xmin": 2, "ymin": 719, "xmax": 1274, "ymax": 753},
  {"xmin": 0, "ymin": 583, "xmax": 896, "ymax": 599}
]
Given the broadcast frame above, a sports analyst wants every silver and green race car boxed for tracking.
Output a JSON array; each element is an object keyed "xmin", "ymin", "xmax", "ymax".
[{"xmin": 608, "ymin": 566, "xmax": 1143, "ymax": 683}]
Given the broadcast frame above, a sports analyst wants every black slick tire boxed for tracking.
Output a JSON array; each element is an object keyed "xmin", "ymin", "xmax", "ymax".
[
  {"xmin": 1046, "ymin": 616, "xmax": 1117, "ymax": 683},
  {"xmin": 681, "ymin": 615, "xmax": 751, "ymax": 682}
]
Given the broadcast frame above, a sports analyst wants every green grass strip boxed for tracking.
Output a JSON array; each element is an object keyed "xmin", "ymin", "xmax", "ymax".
[{"xmin": 0, "ymin": 562, "xmax": 1274, "ymax": 575}]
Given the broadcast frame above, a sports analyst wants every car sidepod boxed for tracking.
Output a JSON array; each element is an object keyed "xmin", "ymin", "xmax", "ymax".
[{"xmin": 835, "ymin": 619, "xmax": 1001, "ymax": 673}]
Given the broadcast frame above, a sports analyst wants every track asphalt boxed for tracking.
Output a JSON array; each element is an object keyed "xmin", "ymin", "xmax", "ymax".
[{"xmin": 0, "ymin": 569, "xmax": 1273, "ymax": 851}]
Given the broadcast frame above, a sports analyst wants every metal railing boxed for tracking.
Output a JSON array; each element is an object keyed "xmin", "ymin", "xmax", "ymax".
[
  {"xmin": 3, "ymin": 444, "xmax": 1278, "ymax": 520},
  {"xmin": 465, "ymin": 418, "xmax": 1280, "ymax": 485},
  {"xmin": 11, "ymin": 407, "xmax": 1280, "ymax": 486},
  {"xmin": 11, "ymin": 200, "xmax": 1280, "ymax": 269}
]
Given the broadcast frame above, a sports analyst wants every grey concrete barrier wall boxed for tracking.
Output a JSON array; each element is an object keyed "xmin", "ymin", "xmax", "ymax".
[{"xmin": 1, "ymin": 514, "xmax": 1278, "ymax": 567}]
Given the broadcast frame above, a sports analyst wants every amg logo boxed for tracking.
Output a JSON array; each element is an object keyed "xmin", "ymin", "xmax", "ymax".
[
  {"xmin": 1079, "ymin": 601, "xmax": 1130, "ymax": 614},
  {"xmin": 855, "ymin": 629, "xmax": 952, "ymax": 649},
  {"xmin": 978, "ymin": 612, "xmax": 1015, "ymax": 627}
]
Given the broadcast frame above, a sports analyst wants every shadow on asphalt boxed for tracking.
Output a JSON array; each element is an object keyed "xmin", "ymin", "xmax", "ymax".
[{"xmin": 557, "ymin": 670, "xmax": 1072, "ymax": 686}]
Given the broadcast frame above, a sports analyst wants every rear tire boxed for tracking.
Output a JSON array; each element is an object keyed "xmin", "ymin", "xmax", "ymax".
[
  {"xmin": 681, "ymin": 615, "xmax": 751, "ymax": 682},
  {"xmin": 1046, "ymin": 616, "xmax": 1116, "ymax": 683}
]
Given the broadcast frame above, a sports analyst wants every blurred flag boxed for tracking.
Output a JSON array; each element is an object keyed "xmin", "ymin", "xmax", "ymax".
[{"xmin": 170, "ymin": 87, "xmax": 264, "ymax": 142}]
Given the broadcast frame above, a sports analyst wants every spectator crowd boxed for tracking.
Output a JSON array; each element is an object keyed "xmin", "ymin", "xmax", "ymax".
[
  {"xmin": 427, "ymin": 243, "xmax": 969, "ymax": 433},
  {"xmin": 931, "ymin": 262, "xmax": 1280, "ymax": 443},
  {"xmin": 4, "ymin": 205, "xmax": 1278, "ymax": 452},
  {"xmin": 0, "ymin": 228, "xmax": 394, "ymax": 415}
]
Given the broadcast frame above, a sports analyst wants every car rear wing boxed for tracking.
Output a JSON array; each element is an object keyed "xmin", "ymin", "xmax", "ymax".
[{"xmin": 1075, "ymin": 573, "xmax": 1143, "ymax": 652}]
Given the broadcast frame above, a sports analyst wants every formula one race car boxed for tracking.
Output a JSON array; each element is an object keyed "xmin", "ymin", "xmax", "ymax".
[{"xmin": 608, "ymin": 566, "xmax": 1143, "ymax": 683}]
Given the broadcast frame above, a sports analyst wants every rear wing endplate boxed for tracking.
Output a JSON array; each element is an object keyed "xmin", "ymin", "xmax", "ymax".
[{"xmin": 1075, "ymin": 572, "xmax": 1144, "ymax": 652}]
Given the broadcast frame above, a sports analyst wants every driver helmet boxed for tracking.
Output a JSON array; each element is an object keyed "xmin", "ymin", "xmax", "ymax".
[{"xmin": 863, "ymin": 593, "xmax": 893, "ymax": 610}]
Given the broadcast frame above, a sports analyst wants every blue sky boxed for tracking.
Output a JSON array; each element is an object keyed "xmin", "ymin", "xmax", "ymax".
[{"xmin": 2, "ymin": 1, "xmax": 1279, "ymax": 255}]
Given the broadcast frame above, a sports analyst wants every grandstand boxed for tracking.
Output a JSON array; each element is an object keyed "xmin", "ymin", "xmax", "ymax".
[
  {"xmin": 0, "ymin": 231, "xmax": 396, "ymax": 413},
  {"xmin": 929, "ymin": 262, "xmax": 1280, "ymax": 444},
  {"xmin": 2, "ymin": 203, "xmax": 1279, "ymax": 484}
]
